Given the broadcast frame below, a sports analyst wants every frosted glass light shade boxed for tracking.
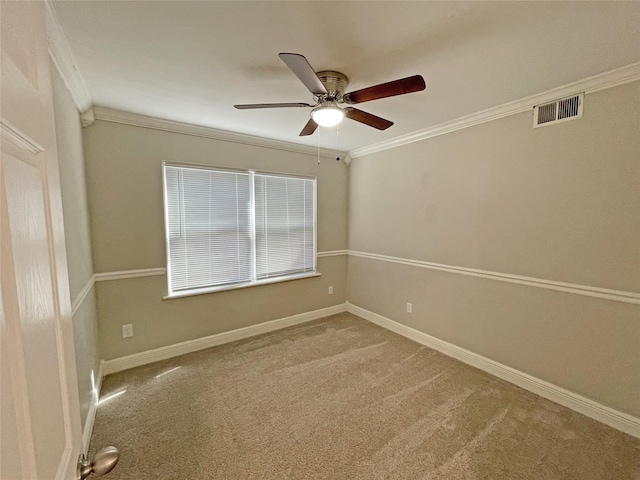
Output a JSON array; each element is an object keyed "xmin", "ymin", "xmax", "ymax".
[{"xmin": 311, "ymin": 106, "xmax": 345, "ymax": 127}]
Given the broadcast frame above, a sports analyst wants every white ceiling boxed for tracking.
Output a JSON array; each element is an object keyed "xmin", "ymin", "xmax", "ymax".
[{"xmin": 52, "ymin": 1, "xmax": 640, "ymax": 153}]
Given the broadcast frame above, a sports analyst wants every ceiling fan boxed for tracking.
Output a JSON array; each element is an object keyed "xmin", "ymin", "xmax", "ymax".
[{"xmin": 234, "ymin": 53, "xmax": 426, "ymax": 136}]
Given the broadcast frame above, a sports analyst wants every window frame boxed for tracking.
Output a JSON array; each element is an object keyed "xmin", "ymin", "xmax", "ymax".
[{"xmin": 162, "ymin": 161, "xmax": 318, "ymax": 299}]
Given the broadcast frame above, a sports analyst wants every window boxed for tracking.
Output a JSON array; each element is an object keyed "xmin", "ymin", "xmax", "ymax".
[{"xmin": 163, "ymin": 163, "xmax": 316, "ymax": 296}]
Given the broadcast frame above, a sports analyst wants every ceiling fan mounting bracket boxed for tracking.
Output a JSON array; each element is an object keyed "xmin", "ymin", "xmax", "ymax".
[{"xmin": 315, "ymin": 71, "xmax": 349, "ymax": 101}]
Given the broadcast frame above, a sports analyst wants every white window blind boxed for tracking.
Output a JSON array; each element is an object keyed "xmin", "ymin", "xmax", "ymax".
[
  {"xmin": 255, "ymin": 174, "xmax": 315, "ymax": 279},
  {"xmin": 164, "ymin": 165, "xmax": 252, "ymax": 292},
  {"xmin": 163, "ymin": 164, "xmax": 316, "ymax": 295}
]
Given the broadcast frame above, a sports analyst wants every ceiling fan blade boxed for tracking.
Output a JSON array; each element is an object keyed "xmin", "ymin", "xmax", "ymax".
[
  {"xmin": 299, "ymin": 118, "xmax": 318, "ymax": 136},
  {"xmin": 344, "ymin": 108, "xmax": 394, "ymax": 130},
  {"xmin": 278, "ymin": 53, "xmax": 328, "ymax": 96},
  {"xmin": 234, "ymin": 102, "xmax": 312, "ymax": 109},
  {"xmin": 342, "ymin": 75, "xmax": 426, "ymax": 104}
]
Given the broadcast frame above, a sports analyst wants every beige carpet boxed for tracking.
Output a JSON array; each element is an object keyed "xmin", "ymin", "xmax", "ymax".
[{"xmin": 90, "ymin": 313, "xmax": 640, "ymax": 479}]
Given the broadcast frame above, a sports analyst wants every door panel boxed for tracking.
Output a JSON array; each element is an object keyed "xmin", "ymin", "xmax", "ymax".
[
  {"xmin": 1, "ymin": 1, "xmax": 83, "ymax": 479},
  {"xmin": 3, "ymin": 150, "xmax": 67, "ymax": 476}
]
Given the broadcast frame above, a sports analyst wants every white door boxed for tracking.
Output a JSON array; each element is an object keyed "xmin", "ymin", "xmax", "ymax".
[{"xmin": 1, "ymin": 1, "xmax": 84, "ymax": 479}]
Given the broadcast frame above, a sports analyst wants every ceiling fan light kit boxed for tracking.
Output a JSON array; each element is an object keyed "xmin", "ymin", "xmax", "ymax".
[
  {"xmin": 234, "ymin": 53, "xmax": 426, "ymax": 136},
  {"xmin": 311, "ymin": 101, "xmax": 345, "ymax": 127}
]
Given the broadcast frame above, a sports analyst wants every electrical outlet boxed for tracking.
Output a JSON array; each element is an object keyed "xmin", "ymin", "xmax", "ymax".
[
  {"xmin": 328, "ymin": 286, "xmax": 334, "ymax": 295},
  {"xmin": 406, "ymin": 303, "xmax": 413, "ymax": 314},
  {"xmin": 122, "ymin": 324, "xmax": 133, "ymax": 338}
]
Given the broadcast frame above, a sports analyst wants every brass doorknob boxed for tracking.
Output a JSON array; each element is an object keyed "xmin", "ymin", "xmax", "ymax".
[{"xmin": 77, "ymin": 446, "xmax": 120, "ymax": 480}]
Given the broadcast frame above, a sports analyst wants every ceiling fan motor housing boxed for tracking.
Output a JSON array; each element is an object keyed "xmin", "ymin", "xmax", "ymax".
[{"xmin": 315, "ymin": 71, "xmax": 349, "ymax": 101}]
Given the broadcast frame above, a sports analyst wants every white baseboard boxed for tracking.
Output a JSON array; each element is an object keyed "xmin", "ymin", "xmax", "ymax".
[
  {"xmin": 346, "ymin": 302, "xmax": 640, "ymax": 439},
  {"xmin": 101, "ymin": 303, "xmax": 348, "ymax": 376},
  {"xmin": 82, "ymin": 362, "xmax": 102, "ymax": 454}
]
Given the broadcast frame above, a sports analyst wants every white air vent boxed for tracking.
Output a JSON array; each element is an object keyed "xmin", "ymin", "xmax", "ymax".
[{"xmin": 533, "ymin": 93, "xmax": 583, "ymax": 128}]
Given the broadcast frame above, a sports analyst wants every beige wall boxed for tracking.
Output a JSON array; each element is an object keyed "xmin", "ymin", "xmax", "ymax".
[
  {"xmin": 51, "ymin": 67, "xmax": 99, "ymax": 427},
  {"xmin": 96, "ymin": 257, "xmax": 345, "ymax": 359},
  {"xmin": 80, "ymin": 81, "xmax": 638, "ymax": 420},
  {"xmin": 347, "ymin": 82, "xmax": 640, "ymax": 417},
  {"xmin": 83, "ymin": 121, "xmax": 348, "ymax": 359}
]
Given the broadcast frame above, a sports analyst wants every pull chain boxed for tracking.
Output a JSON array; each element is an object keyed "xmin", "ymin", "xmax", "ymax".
[{"xmin": 317, "ymin": 125, "xmax": 320, "ymax": 165}]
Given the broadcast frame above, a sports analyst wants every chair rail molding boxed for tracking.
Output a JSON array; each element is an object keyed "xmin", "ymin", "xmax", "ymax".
[
  {"xmin": 317, "ymin": 250, "xmax": 349, "ymax": 258},
  {"xmin": 93, "ymin": 251, "xmax": 347, "ymax": 282},
  {"xmin": 93, "ymin": 252, "xmax": 639, "ymax": 304},
  {"xmin": 71, "ymin": 276, "xmax": 96, "ymax": 316},
  {"xmin": 94, "ymin": 268, "xmax": 167, "ymax": 282},
  {"xmin": 348, "ymin": 250, "xmax": 640, "ymax": 305}
]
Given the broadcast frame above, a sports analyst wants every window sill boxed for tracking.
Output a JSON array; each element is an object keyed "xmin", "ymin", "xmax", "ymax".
[{"xmin": 163, "ymin": 271, "xmax": 321, "ymax": 300}]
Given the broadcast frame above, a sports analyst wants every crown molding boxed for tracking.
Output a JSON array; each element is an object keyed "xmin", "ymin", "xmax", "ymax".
[
  {"xmin": 92, "ymin": 106, "xmax": 347, "ymax": 159},
  {"xmin": 41, "ymin": 2, "xmax": 638, "ymax": 160},
  {"xmin": 44, "ymin": 0, "xmax": 92, "ymax": 113},
  {"xmin": 79, "ymin": 108, "xmax": 95, "ymax": 127},
  {"xmin": 349, "ymin": 62, "xmax": 640, "ymax": 159}
]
